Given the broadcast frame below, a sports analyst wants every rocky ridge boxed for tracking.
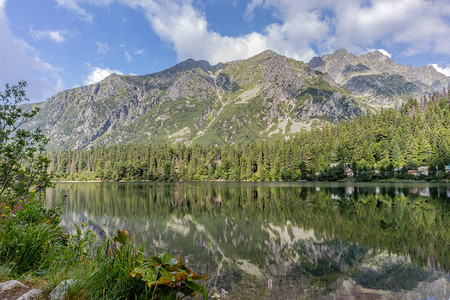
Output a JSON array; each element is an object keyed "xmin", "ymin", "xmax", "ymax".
[
  {"xmin": 309, "ymin": 48, "xmax": 449, "ymax": 106},
  {"xmin": 22, "ymin": 49, "xmax": 449, "ymax": 149}
]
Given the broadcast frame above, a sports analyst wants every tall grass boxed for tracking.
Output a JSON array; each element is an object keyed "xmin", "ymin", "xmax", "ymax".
[
  {"xmin": 0, "ymin": 195, "xmax": 208, "ymax": 299},
  {"xmin": 0, "ymin": 194, "xmax": 67, "ymax": 275},
  {"xmin": 81, "ymin": 234, "xmax": 148, "ymax": 299},
  {"xmin": 0, "ymin": 222, "xmax": 65, "ymax": 274},
  {"xmin": 77, "ymin": 231, "xmax": 207, "ymax": 299}
]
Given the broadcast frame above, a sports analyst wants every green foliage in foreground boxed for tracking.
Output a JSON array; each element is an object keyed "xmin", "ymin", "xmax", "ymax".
[
  {"xmin": 51, "ymin": 96, "xmax": 450, "ymax": 182},
  {"xmin": 0, "ymin": 193, "xmax": 65, "ymax": 275},
  {"xmin": 0, "ymin": 81, "xmax": 53, "ymax": 204},
  {"xmin": 84, "ymin": 230, "xmax": 207, "ymax": 299},
  {"xmin": 0, "ymin": 81, "xmax": 207, "ymax": 299},
  {"xmin": 0, "ymin": 196, "xmax": 207, "ymax": 299}
]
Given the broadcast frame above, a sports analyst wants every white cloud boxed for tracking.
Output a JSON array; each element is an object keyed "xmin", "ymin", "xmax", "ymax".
[
  {"xmin": 29, "ymin": 27, "xmax": 68, "ymax": 43},
  {"xmin": 332, "ymin": 0, "xmax": 450, "ymax": 55},
  {"xmin": 244, "ymin": 0, "xmax": 263, "ymax": 21},
  {"xmin": 366, "ymin": 48, "xmax": 392, "ymax": 58},
  {"xmin": 134, "ymin": 0, "xmax": 322, "ymax": 63},
  {"xmin": 135, "ymin": 49, "xmax": 144, "ymax": 55},
  {"xmin": 55, "ymin": 0, "xmax": 93, "ymax": 22},
  {"xmin": 83, "ymin": 67, "xmax": 123, "ymax": 85},
  {"xmin": 53, "ymin": 0, "xmax": 319, "ymax": 63},
  {"xmin": 244, "ymin": 0, "xmax": 450, "ymax": 56},
  {"xmin": 0, "ymin": 0, "xmax": 63, "ymax": 101},
  {"xmin": 96, "ymin": 41, "xmax": 110, "ymax": 54},
  {"xmin": 124, "ymin": 50, "xmax": 131, "ymax": 62},
  {"xmin": 430, "ymin": 64, "xmax": 450, "ymax": 76},
  {"xmin": 54, "ymin": 0, "xmax": 450, "ymax": 64}
]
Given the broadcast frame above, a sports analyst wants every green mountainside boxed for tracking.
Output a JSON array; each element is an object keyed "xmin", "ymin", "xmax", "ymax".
[
  {"xmin": 48, "ymin": 96, "xmax": 450, "ymax": 182},
  {"xmin": 22, "ymin": 50, "xmax": 448, "ymax": 150}
]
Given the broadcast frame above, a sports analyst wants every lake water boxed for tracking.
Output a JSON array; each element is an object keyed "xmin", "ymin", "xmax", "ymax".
[{"xmin": 47, "ymin": 182, "xmax": 450, "ymax": 299}]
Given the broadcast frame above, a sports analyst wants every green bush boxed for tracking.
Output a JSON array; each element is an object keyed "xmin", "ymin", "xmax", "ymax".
[{"xmin": 0, "ymin": 81, "xmax": 54, "ymax": 205}]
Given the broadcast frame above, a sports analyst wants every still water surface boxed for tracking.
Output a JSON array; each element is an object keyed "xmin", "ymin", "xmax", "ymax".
[{"xmin": 47, "ymin": 182, "xmax": 450, "ymax": 299}]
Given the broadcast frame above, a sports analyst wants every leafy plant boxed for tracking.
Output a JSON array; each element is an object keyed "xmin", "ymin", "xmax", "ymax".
[
  {"xmin": 67, "ymin": 222, "xmax": 97, "ymax": 263},
  {"xmin": 131, "ymin": 251, "xmax": 207, "ymax": 299},
  {"xmin": 82, "ymin": 230, "xmax": 207, "ymax": 299}
]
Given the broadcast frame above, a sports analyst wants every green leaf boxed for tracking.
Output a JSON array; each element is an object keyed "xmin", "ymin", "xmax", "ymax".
[
  {"xmin": 185, "ymin": 281, "xmax": 208, "ymax": 298},
  {"xmin": 131, "ymin": 266, "xmax": 158, "ymax": 287},
  {"xmin": 168, "ymin": 258, "xmax": 178, "ymax": 266},
  {"xmin": 156, "ymin": 252, "xmax": 178, "ymax": 266}
]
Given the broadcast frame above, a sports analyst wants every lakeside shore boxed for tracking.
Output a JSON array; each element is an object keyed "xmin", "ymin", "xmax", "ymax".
[{"xmin": 53, "ymin": 178, "xmax": 450, "ymax": 184}]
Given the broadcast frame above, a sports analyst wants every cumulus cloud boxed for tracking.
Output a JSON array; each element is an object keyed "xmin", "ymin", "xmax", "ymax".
[
  {"xmin": 135, "ymin": 49, "xmax": 144, "ymax": 55},
  {"xmin": 244, "ymin": 0, "xmax": 263, "ymax": 21},
  {"xmin": 247, "ymin": 0, "xmax": 450, "ymax": 56},
  {"xmin": 132, "ymin": 0, "xmax": 331, "ymax": 63},
  {"xmin": 430, "ymin": 64, "xmax": 450, "ymax": 76},
  {"xmin": 54, "ymin": 0, "xmax": 318, "ymax": 63},
  {"xmin": 55, "ymin": 0, "xmax": 450, "ymax": 64},
  {"xmin": 332, "ymin": 0, "xmax": 450, "ymax": 55},
  {"xmin": 135, "ymin": 1, "xmax": 266, "ymax": 63},
  {"xmin": 124, "ymin": 0, "xmax": 450, "ymax": 63},
  {"xmin": 83, "ymin": 67, "xmax": 123, "ymax": 85},
  {"xmin": 0, "ymin": 0, "xmax": 63, "ymax": 101},
  {"xmin": 29, "ymin": 27, "xmax": 68, "ymax": 43}
]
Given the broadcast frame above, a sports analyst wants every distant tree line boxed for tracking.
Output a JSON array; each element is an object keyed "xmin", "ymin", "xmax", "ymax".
[{"xmin": 48, "ymin": 94, "xmax": 450, "ymax": 182}]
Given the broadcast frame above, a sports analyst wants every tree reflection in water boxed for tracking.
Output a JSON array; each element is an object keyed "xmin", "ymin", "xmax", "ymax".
[{"xmin": 47, "ymin": 182, "xmax": 450, "ymax": 299}]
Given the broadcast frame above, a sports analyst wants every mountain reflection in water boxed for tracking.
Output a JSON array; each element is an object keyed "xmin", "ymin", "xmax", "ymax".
[{"xmin": 47, "ymin": 182, "xmax": 450, "ymax": 299}]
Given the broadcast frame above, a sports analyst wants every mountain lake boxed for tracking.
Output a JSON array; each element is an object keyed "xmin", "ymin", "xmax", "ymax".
[{"xmin": 46, "ymin": 182, "xmax": 450, "ymax": 299}]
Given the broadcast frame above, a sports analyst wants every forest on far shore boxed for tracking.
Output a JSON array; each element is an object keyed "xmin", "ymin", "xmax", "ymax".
[{"xmin": 48, "ymin": 94, "xmax": 450, "ymax": 182}]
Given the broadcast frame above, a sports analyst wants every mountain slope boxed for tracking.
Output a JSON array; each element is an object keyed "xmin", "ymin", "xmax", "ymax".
[
  {"xmin": 308, "ymin": 49, "xmax": 449, "ymax": 105},
  {"xmin": 24, "ymin": 50, "xmax": 362, "ymax": 150}
]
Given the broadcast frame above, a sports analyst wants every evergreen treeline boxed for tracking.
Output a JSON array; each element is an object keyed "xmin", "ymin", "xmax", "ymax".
[{"xmin": 48, "ymin": 95, "xmax": 450, "ymax": 182}]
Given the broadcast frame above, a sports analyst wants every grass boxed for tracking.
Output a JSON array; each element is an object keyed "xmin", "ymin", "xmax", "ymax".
[
  {"xmin": 0, "ymin": 222, "xmax": 65, "ymax": 274},
  {"xmin": 0, "ymin": 193, "xmax": 208, "ymax": 299}
]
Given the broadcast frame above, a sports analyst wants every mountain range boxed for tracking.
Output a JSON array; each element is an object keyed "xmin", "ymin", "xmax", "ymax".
[{"xmin": 22, "ymin": 49, "xmax": 449, "ymax": 150}]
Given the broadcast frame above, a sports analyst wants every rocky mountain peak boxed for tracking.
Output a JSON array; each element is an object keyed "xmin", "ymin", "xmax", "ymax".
[
  {"xmin": 333, "ymin": 48, "xmax": 350, "ymax": 56},
  {"xmin": 99, "ymin": 73, "xmax": 127, "ymax": 85},
  {"xmin": 243, "ymin": 49, "xmax": 286, "ymax": 65},
  {"xmin": 160, "ymin": 58, "xmax": 213, "ymax": 77},
  {"xmin": 256, "ymin": 49, "xmax": 279, "ymax": 57},
  {"xmin": 21, "ymin": 49, "xmax": 447, "ymax": 150},
  {"xmin": 22, "ymin": 49, "xmax": 364, "ymax": 149},
  {"xmin": 308, "ymin": 48, "xmax": 449, "ymax": 103},
  {"xmin": 364, "ymin": 50, "xmax": 390, "ymax": 59}
]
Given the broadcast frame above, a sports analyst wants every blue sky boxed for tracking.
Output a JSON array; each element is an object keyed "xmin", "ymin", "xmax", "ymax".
[{"xmin": 1, "ymin": 0, "xmax": 450, "ymax": 102}]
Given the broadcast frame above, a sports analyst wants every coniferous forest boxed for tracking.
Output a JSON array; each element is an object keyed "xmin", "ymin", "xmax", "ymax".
[{"xmin": 49, "ymin": 95, "xmax": 450, "ymax": 182}]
